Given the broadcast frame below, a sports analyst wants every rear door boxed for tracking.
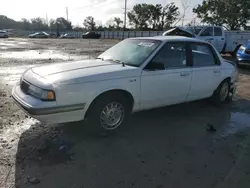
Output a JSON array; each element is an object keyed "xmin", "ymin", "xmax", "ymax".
[
  {"xmin": 214, "ymin": 27, "xmax": 225, "ymax": 52},
  {"xmin": 186, "ymin": 43, "xmax": 222, "ymax": 101}
]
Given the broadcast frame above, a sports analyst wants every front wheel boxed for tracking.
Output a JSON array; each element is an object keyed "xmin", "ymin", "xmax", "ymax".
[
  {"xmin": 87, "ymin": 93, "xmax": 132, "ymax": 133},
  {"xmin": 212, "ymin": 80, "xmax": 230, "ymax": 104}
]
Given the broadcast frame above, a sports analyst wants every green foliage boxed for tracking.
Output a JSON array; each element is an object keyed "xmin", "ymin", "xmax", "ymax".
[
  {"xmin": 193, "ymin": 0, "xmax": 250, "ymax": 30},
  {"xmin": 113, "ymin": 17, "xmax": 123, "ymax": 29},
  {"xmin": 83, "ymin": 16, "xmax": 96, "ymax": 31},
  {"xmin": 127, "ymin": 3, "xmax": 179, "ymax": 30},
  {"xmin": 50, "ymin": 17, "xmax": 72, "ymax": 31}
]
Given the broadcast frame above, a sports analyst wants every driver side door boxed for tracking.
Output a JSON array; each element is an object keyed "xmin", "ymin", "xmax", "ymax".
[{"xmin": 140, "ymin": 42, "xmax": 192, "ymax": 110}]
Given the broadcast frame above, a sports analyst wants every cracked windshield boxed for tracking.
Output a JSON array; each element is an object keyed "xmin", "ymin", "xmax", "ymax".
[{"xmin": 1, "ymin": 0, "xmax": 250, "ymax": 188}]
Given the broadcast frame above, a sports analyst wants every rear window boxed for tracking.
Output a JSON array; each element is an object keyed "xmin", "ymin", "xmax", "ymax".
[{"xmin": 191, "ymin": 43, "xmax": 218, "ymax": 66}]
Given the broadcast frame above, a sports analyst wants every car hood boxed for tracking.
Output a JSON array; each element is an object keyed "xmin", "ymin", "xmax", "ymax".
[{"xmin": 30, "ymin": 59, "xmax": 141, "ymax": 85}]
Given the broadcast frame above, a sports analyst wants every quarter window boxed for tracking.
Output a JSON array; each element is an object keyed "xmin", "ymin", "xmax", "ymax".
[
  {"xmin": 191, "ymin": 44, "xmax": 218, "ymax": 67},
  {"xmin": 150, "ymin": 43, "xmax": 187, "ymax": 69}
]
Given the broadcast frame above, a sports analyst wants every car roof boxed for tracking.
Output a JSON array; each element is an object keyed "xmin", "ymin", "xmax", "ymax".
[{"xmin": 128, "ymin": 36, "xmax": 207, "ymax": 43}]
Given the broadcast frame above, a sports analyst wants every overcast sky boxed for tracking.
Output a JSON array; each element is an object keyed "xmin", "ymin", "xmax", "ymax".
[{"xmin": 1, "ymin": 0, "xmax": 202, "ymax": 26}]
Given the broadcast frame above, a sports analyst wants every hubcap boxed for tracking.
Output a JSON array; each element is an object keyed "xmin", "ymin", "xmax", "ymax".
[
  {"xmin": 100, "ymin": 102, "xmax": 124, "ymax": 130},
  {"xmin": 220, "ymin": 82, "xmax": 229, "ymax": 102}
]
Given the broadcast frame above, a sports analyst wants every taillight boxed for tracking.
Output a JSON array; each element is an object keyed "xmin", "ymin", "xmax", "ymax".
[{"xmin": 245, "ymin": 50, "xmax": 250, "ymax": 54}]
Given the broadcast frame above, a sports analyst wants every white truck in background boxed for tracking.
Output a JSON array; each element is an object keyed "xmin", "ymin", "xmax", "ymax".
[{"xmin": 163, "ymin": 26, "xmax": 250, "ymax": 55}]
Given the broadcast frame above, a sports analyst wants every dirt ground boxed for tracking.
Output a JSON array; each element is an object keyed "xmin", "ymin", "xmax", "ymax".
[{"xmin": 1, "ymin": 38, "xmax": 250, "ymax": 188}]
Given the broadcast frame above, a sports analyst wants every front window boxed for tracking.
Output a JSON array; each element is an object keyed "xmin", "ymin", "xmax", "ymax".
[
  {"xmin": 98, "ymin": 39, "xmax": 162, "ymax": 67},
  {"xmin": 200, "ymin": 27, "xmax": 213, "ymax": 36},
  {"xmin": 182, "ymin": 26, "xmax": 204, "ymax": 35},
  {"xmin": 148, "ymin": 42, "xmax": 187, "ymax": 70}
]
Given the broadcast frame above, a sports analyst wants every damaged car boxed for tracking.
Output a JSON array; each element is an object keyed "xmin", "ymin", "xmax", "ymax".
[{"xmin": 12, "ymin": 36, "xmax": 238, "ymax": 132}]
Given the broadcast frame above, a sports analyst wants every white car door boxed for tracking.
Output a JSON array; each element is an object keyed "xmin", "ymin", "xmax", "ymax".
[
  {"xmin": 141, "ymin": 42, "xmax": 192, "ymax": 109},
  {"xmin": 187, "ymin": 43, "xmax": 222, "ymax": 101}
]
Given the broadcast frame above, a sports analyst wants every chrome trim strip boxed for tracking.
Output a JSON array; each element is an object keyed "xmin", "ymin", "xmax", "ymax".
[{"xmin": 12, "ymin": 94, "xmax": 85, "ymax": 116}]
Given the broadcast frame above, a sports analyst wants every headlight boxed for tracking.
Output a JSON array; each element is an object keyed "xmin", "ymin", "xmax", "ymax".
[{"xmin": 28, "ymin": 85, "xmax": 55, "ymax": 101}]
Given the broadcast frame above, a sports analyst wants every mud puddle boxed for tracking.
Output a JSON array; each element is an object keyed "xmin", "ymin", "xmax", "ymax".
[
  {"xmin": 0, "ymin": 50, "xmax": 87, "ymax": 61},
  {"xmin": 223, "ymin": 112, "xmax": 250, "ymax": 135}
]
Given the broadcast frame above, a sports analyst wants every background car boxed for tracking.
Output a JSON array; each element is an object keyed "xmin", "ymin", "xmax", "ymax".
[
  {"xmin": 82, "ymin": 31, "xmax": 101, "ymax": 39},
  {"xmin": 59, "ymin": 33, "xmax": 75, "ymax": 39},
  {"xmin": 236, "ymin": 41, "xmax": 250, "ymax": 66},
  {"xmin": 0, "ymin": 30, "xmax": 9, "ymax": 38},
  {"xmin": 49, "ymin": 33, "xmax": 57, "ymax": 38},
  {"xmin": 28, "ymin": 32, "xmax": 49, "ymax": 38}
]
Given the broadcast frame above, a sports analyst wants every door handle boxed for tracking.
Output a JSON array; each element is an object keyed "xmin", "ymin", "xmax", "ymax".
[{"xmin": 180, "ymin": 72, "xmax": 190, "ymax": 76}]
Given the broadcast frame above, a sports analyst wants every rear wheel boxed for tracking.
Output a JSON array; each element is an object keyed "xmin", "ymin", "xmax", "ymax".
[{"xmin": 87, "ymin": 93, "xmax": 132, "ymax": 133}]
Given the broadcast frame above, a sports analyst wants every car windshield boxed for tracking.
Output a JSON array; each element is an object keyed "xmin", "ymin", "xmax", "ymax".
[
  {"xmin": 98, "ymin": 39, "xmax": 162, "ymax": 67},
  {"xmin": 181, "ymin": 26, "xmax": 204, "ymax": 35}
]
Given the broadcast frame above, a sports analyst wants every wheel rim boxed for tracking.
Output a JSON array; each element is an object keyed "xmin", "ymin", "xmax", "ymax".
[
  {"xmin": 100, "ymin": 102, "xmax": 125, "ymax": 130},
  {"xmin": 220, "ymin": 82, "xmax": 229, "ymax": 102}
]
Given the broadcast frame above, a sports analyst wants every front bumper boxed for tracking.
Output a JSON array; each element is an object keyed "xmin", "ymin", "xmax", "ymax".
[
  {"xmin": 236, "ymin": 57, "xmax": 250, "ymax": 65},
  {"xmin": 12, "ymin": 84, "xmax": 86, "ymax": 123}
]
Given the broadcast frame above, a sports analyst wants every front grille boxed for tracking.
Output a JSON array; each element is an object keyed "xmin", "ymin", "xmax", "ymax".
[
  {"xmin": 20, "ymin": 80, "xmax": 30, "ymax": 94},
  {"xmin": 245, "ymin": 50, "xmax": 250, "ymax": 54}
]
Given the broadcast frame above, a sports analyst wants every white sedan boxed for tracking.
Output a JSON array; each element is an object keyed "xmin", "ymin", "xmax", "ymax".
[
  {"xmin": 12, "ymin": 36, "xmax": 238, "ymax": 132},
  {"xmin": 0, "ymin": 30, "xmax": 8, "ymax": 38}
]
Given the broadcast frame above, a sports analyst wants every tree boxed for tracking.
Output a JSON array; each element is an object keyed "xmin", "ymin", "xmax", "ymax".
[
  {"xmin": 83, "ymin": 16, "xmax": 96, "ymax": 31},
  {"xmin": 55, "ymin": 17, "xmax": 72, "ymax": 31},
  {"xmin": 127, "ymin": 4, "xmax": 151, "ymax": 29},
  {"xmin": 158, "ymin": 3, "xmax": 180, "ymax": 30},
  {"xmin": 127, "ymin": 3, "xmax": 179, "ymax": 30},
  {"xmin": 30, "ymin": 17, "xmax": 48, "ymax": 31},
  {"xmin": 106, "ymin": 18, "xmax": 115, "ymax": 29},
  {"xmin": 20, "ymin": 18, "xmax": 31, "ymax": 30},
  {"xmin": 193, "ymin": 0, "xmax": 250, "ymax": 30},
  {"xmin": 148, "ymin": 4, "xmax": 162, "ymax": 30},
  {"xmin": 113, "ymin": 17, "xmax": 123, "ymax": 29}
]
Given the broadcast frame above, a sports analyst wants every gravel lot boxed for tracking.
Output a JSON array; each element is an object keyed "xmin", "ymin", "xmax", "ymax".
[{"xmin": 1, "ymin": 38, "xmax": 250, "ymax": 188}]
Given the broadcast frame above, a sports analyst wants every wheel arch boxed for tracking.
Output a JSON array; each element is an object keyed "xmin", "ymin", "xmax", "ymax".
[{"xmin": 85, "ymin": 89, "xmax": 135, "ymax": 119}]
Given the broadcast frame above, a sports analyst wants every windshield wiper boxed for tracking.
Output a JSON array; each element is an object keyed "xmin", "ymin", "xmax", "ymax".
[
  {"xmin": 95, "ymin": 57, "xmax": 104, "ymax": 60},
  {"xmin": 104, "ymin": 58, "xmax": 126, "ymax": 67}
]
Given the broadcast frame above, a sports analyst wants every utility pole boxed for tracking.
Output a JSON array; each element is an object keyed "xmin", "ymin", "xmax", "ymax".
[
  {"xmin": 123, "ymin": 0, "xmax": 127, "ymax": 39},
  {"xmin": 66, "ymin": 7, "xmax": 69, "ymax": 21}
]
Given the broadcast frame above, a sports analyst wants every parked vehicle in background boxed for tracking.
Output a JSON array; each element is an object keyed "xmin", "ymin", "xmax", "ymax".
[
  {"xmin": 163, "ymin": 26, "xmax": 250, "ymax": 56},
  {"xmin": 236, "ymin": 40, "xmax": 250, "ymax": 66},
  {"xmin": 0, "ymin": 30, "xmax": 8, "ymax": 38},
  {"xmin": 12, "ymin": 36, "xmax": 238, "ymax": 133},
  {"xmin": 59, "ymin": 33, "xmax": 75, "ymax": 39},
  {"xmin": 49, "ymin": 33, "xmax": 57, "ymax": 38},
  {"xmin": 28, "ymin": 32, "xmax": 49, "ymax": 38},
  {"xmin": 82, "ymin": 31, "xmax": 101, "ymax": 39}
]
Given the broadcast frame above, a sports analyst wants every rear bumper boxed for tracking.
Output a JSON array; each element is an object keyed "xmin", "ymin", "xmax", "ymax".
[{"xmin": 12, "ymin": 84, "xmax": 86, "ymax": 123}]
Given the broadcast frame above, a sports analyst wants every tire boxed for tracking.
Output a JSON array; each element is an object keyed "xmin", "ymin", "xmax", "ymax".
[
  {"xmin": 87, "ymin": 93, "xmax": 132, "ymax": 134},
  {"xmin": 212, "ymin": 80, "xmax": 230, "ymax": 105}
]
